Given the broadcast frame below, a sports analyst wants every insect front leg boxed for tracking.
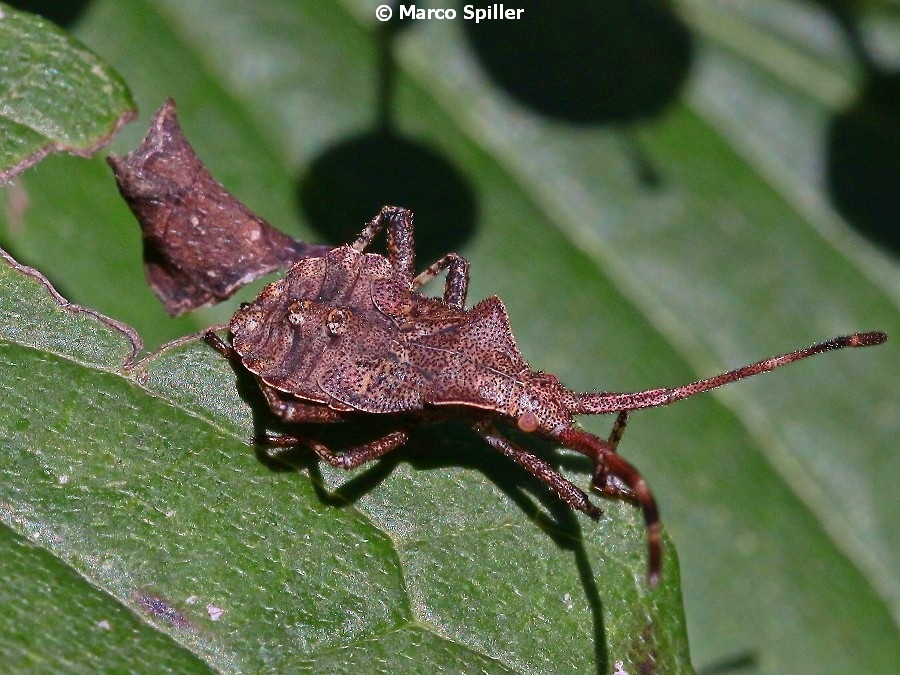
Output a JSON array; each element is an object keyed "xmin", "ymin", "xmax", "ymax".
[
  {"xmin": 261, "ymin": 429, "xmax": 409, "ymax": 468},
  {"xmin": 259, "ymin": 385, "xmax": 345, "ymax": 424},
  {"xmin": 251, "ymin": 387, "xmax": 347, "ymax": 456},
  {"xmin": 304, "ymin": 430, "xmax": 409, "ymax": 470},
  {"xmin": 254, "ymin": 384, "xmax": 409, "ymax": 469},
  {"xmin": 412, "ymin": 253, "xmax": 470, "ymax": 309},
  {"xmin": 351, "ymin": 206, "xmax": 416, "ymax": 281},
  {"xmin": 203, "ymin": 329, "xmax": 240, "ymax": 362},
  {"xmin": 257, "ymin": 429, "xmax": 408, "ymax": 470},
  {"xmin": 477, "ymin": 425, "xmax": 602, "ymax": 519}
]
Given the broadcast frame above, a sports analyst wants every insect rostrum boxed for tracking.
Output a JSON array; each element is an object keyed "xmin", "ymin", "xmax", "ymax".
[{"xmin": 203, "ymin": 205, "xmax": 886, "ymax": 587}]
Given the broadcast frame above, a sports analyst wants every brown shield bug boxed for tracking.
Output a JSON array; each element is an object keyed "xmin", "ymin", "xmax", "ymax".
[{"xmin": 203, "ymin": 205, "xmax": 887, "ymax": 586}]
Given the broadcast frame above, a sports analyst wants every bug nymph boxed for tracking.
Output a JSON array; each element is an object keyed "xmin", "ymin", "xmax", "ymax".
[{"xmin": 204, "ymin": 205, "xmax": 886, "ymax": 587}]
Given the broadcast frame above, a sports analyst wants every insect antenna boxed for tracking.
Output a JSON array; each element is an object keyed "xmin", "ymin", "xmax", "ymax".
[{"xmin": 575, "ymin": 331, "xmax": 886, "ymax": 415}]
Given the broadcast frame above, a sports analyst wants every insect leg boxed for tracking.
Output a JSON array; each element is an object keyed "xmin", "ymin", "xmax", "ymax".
[
  {"xmin": 607, "ymin": 411, "xmax": 629, "ymax": 452},
  {"xmin": 556, "ymin": 426, "xmax": 661, "ymax": 586},
  {"xmin": 248, "ymin": 388, "xmax": 345, "ymax": 454},
  {"xmin": 259, "ymin": 385, "xmax": 345, "ymax": 423},
  {"xmin": 204, "ymin": 330, "xmax": 239, "ymax": 362},
  {"xmin": 257, "ymin": 430, "xmax": 408, "ymax": 470},
  {"xmin": 587, "ymin": 411, "xmax": 635, "ymax": 500},
  {"xmin": 306, "ymin": 430, "xmax": 409, "ymax": 469},
  {"xmin": 352, "ymin": 206, "xmax": 416, "ymax": 281},
  {"xmin": 412, "ymin": 253, "xmax": 470, "ymax": 309},
  {"xmin": 478, "ymin": 426, "xmax": 602, "ymax": 519}
]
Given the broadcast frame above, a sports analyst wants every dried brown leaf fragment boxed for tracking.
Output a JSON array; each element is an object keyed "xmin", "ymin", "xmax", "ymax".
[{"xmin": 108, "ymin": 99, "xmax": 330, "ymax": 315}]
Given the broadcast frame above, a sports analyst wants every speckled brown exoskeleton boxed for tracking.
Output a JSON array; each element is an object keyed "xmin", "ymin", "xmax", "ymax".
[{"xmin": 203, "ymin": 205, "xmax": 887, "ymax": 586}]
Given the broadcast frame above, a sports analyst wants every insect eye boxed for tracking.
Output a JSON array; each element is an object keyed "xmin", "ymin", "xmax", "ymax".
[{"xmin": 239, "ymin": 302, "xmax": 251, "ymax": 309}]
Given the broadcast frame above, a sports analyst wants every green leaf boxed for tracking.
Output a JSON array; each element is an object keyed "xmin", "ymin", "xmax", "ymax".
[
  {"xmin": 0, "ymin": 525, "xmax": 212, "ymax": 672},
  {"xmin": 0, "ymin": 2, "xmax": 135, "ymax": 182},
  {"xmin": 0, "ymin": 248, "xmax": 686, "ymax": 671},
  {"xmin": 1, "ymin": 0, "xmax": 898, "ymax": 672}
]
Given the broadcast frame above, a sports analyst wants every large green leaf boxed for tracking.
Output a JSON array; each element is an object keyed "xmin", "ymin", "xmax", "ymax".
[
  {"xmin": 0, "ymin": 241, "xmax": 686, "ymax": 672},
  {"xmin": 1, "ymin": 0, "xmax": 897, "ymax": 672},
  {"xmin": 0, "ymin": 2, "xmax": 135, "ymax": 181}
]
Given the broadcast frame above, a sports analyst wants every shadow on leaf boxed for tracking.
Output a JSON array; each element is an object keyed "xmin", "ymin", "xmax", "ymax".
[
  {"xmin": 252, "ymin": 416, "xmax": 613, "ymax": 673},
  {"xmin": 299, "ymin": 17, "xmax": 478, "ymax": 263}
]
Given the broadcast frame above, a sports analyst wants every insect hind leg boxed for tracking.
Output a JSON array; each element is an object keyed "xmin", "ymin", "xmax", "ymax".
[
  {"xmin": 590, "ymin": 412, "xmax": 637, "ymax": 500},
  {"xmin": 557, "ymin": 426, "xmax": 661, "ymax": 586},
  {"xmin": 607, "ymin": 411, "xmax": 629, "ymax": 452},
  {"xmin": 478, "ymin": 425, "xmax": 602, "ymax": 520}
]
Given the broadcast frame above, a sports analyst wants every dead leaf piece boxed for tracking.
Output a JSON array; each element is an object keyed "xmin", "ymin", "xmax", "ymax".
[{"xmin": 108, "ymin": 99, "xmax": 330, "ymax": 315}]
